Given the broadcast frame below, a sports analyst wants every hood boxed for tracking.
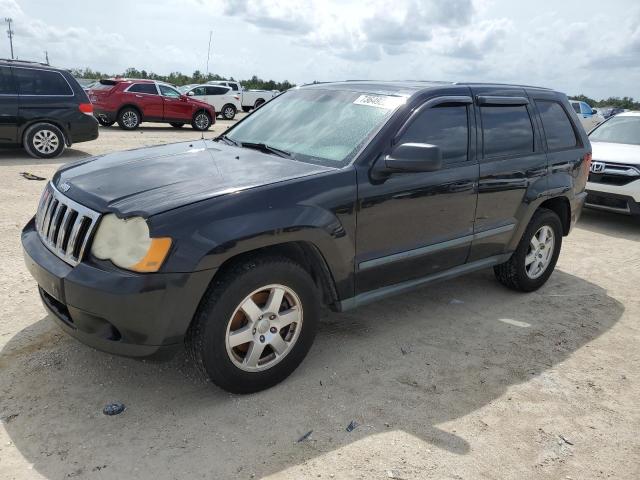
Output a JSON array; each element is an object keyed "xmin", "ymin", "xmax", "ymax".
[
  {"xmin": 53, "ymin": 140, "xmax": 334, "ymax": 217},
  {"xmin": 591, "ymin": 141, "xmax": 640, "ymax": 166}
]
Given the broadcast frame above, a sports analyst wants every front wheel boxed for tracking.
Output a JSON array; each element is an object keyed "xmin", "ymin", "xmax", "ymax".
[
  {"xmin": 187, "ymin": 256, "xmax": 319, "ymax": 393},
  {"xmin": 191, "ymin": 111, "xmax": 211, "ymax": 131},
  {"xmin": 494, "ymin": 208, "xmax": 563, "ymax": 292}
]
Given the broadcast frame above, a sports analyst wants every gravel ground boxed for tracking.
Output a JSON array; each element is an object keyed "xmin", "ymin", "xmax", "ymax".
[{"xmin": 0, "ymin": 119, "xmax": 639, "ymax": 480}]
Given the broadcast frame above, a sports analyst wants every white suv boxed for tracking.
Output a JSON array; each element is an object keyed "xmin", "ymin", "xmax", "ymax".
[
  {"xmin": 178, "ymin": 84, "xmax": 241, "ymax": 120},
  {"xmin": 586, "ymin": 111, "xmax": 640, "ymax": 216}
]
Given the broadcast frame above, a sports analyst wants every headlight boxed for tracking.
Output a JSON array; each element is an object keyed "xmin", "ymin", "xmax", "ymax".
[{"xmin": 91, "ymin": 214, "xmax": 172, "ymax": 272}]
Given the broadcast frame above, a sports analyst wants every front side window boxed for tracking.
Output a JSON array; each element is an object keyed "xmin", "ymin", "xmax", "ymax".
[
  {"xmin": 128, "ymin": 83, "xmax": 157, "ymax": 94},
  {"xmin": 14, "ymin": 68, "xmax": 73, "ymax": 96},
  {"xmin": 536, "ymin": 100, "xmax": 578, "ymax": 151},
  {"xmin": 396, "ymin": 105, "xmax": 469, "ymax": 165},
  {"xmin": 0, "ymin": 66, "xmax": 16, "ymax": 95},
  {"xmin": 581, "ymin": 102, "xmax": 592, "ymax": 114},
  {"xmin": 481, "ymin": 105, "xmax": 534, "ymax": 157},
  {"xmin": 226, "ymin": 88, "xmax": 403, "ymax": 166},
  {"xmin": 589, "ymin": 116, "xmax": 640, "ymax": 145},
  {"xmin": 159, "ymin": 85, "xmax": 181, "ymax": 98},
  {"xmin": 229, "ymin": 83, "xmax": 239, "ymax": 91}
]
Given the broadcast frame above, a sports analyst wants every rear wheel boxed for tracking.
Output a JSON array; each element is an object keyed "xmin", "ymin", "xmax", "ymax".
[
  {"xmin": 187, "ymin": 256, "xmax": 319, "ymax": 393},
  {"xmin": 221, "ymin": 104, "xmax": 236, "ymax": 120},
  {"xmin": 170, "ymin": 122, "xmax": 185, "ymax": 128},
  {"xmin": 191, "ymin": 111, "xmax": 211, "ymax": 131},
  {"xmin": 23, "ymin": 123, "xmax": 66, "ymax": 159},
  {"xmin": 97, "ymin": 117, "xmax": 115, "ymax": 127},
  {"xmin": 117, "ymin": 107, "xmax": 140, "ymax": 130},
  {"xmin": 254, "ymin": 99, "xmax": 265, "ymax": 109},
  {"xmin": 494, "ymin": 208, "xmax": 563, "ymax": 292}
]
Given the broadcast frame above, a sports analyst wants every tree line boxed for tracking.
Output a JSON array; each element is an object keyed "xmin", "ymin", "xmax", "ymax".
[
  {"xmin": 70, "ymin": 67, "xmax": 296, "ymax": 91},
  {"xmin": 571, "ymin": 94, "xmax": 640, "ymax": 110}
]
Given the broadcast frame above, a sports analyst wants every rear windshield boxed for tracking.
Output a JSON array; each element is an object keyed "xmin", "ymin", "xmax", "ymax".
[
  {"xmin": 589, "ymin": 116, "xmax": 640, "ymax": 145},
  {"xmin": 225, "ymin": 88, "xmax": 405, "ymax": 166}
]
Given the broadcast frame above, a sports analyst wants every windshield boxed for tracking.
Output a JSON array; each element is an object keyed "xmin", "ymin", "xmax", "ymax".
[
  {"xmin": 224, "ymin": 88, "xmax": 405, "ymax": 166},
  {"xmin": 589, "ymin": 116, "xmax": 640, "ymax": 145}
]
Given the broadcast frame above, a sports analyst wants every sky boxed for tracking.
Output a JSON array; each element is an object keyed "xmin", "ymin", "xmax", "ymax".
[{"xmin": 1, "ymin": 0, "xmax": 639, "ymax": 99}]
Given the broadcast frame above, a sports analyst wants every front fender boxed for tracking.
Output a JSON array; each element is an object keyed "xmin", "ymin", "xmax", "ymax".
[{"xmin": 149, "ymin": 169, "xmax": 358, "ymax": 299}]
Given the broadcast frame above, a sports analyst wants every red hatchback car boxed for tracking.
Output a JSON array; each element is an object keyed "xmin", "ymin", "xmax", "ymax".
[{"xmin": 88, "ymin": 79, "xmax": 216, "ymax": 131}]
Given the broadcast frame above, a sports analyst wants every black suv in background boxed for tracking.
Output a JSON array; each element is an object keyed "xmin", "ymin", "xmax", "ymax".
[
  {"xmin": 22, "ymin": 81, "xmax": 590, "ymax": 393},
  {"xmin": 0, "ymin": 59, "xmax": 98, "ymax": 158}
]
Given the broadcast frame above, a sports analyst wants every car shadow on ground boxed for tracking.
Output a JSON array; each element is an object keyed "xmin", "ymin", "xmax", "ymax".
[
  {"xmin": 0, "ymin": 148, "xmax": 91, "ymax": 168},
  {"xmin": 0, "ymin": 269, "xmax": 623, "ymax": 479},
  {"xmin": 577, "ymin": 208, "xmax": 640, "ymax": 240}
]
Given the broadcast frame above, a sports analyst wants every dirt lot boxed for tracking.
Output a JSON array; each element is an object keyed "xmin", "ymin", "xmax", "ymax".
[{"xmin": 0, "ymin": 119, "xmax": 639, "ymax": 480}]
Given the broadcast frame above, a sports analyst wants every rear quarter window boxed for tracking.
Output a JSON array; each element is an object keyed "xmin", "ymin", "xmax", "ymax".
[
  {"xmin": 536, "ymin": 100, "xmax": 578, "ymax": 151},
  {"xmin": 481, "ymin": 105, "xmax": 534, "ymax": 157},
  {"xmin": 14, "ymin": 67, "xmax": 73, "ymax": 96},
  {"xmin": 0, "ymin": 66, "xmax": 16, "ymax": 94}
]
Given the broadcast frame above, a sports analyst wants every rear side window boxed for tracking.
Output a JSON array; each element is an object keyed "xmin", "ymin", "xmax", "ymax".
[
  {"xmin": 481, "ymin": 105, "xmax": 534, "ymax": 157},
  {"xmin": 206, "ymin": 86, "xmax": 229, "ymax": 95},
  {"xmin": 128, "ymin": 83, "xmax": 157, "ymax": 94},
  {"xmin": 14, "ymin": 68, "xmax": 73, "ymax": 96},
  {"xmin": 397, "ymin": 105, "xmax": 469, "ymax": 165},
  {"xmin": 536, "ymin": 100, "xmax": 578, "ymax": 151},
  {"xmin": 0, "ymin": 66, "xmax": 16, "ymax": 94},
  {"xmin": 228, "ymin": 83, "xmax": 239, "ymax": 91},
  {"xmin": 571, "ymin": 102, "xmax": 580, "ymax": 114}
]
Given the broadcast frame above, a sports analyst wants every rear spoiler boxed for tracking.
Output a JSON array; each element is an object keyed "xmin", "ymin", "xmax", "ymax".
[{"xmin": 99, "ymin": 79, "xmax": 119, "ymax": 86}]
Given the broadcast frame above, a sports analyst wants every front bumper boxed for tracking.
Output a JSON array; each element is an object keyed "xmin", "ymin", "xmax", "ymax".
[
  {"xmin": 585, "ymin": 189, "xmax": 640, "ymax": 216},
  {"xmin": 21, "ymin": 218, "xmax": 214, "ymax": 359}
]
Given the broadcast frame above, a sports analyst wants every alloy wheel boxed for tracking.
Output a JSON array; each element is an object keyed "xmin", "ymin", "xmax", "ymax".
[
  {"xmin": 525, "ymin": 225, "xmax": 555, "ymax": 279},
  {"xmin": 122, "ymin": 111, "xmax": 138, "ymax": 128},
  {"xmin": 225, "ymin": 284, "xmax": 303, "ymax": 372},
  {"xmin": 32, "ymin": 130, "xmax": 60, "ymax": 155},
  {"xmin": 194, "ymin": 113, "xmax": 210, "ymax": 130}
]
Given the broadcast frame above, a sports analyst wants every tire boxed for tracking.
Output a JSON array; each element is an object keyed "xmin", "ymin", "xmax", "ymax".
[
  {"xmin": 23, "ymin": 123, "xmax": 66, "ymax": 159},
  {"xmin": 187, "ymin": 256, "xmax": 320, "ymax": 393},
  {"xmin": 494, "ymin": 208, "xmax": 563, "ymax": 292},
  {"xmin": 191, "ymin": 111, "xmax": 211, "ymax": 131},
  {"xmin": 221, "ymin": 104, "xmax": 236, "ymax": 120},
  {"xmin": 254, "ymin": 99, "xmax": 265, "ymax": 109},
  {"xmin": 97, "ymin": 117, "xmax": 115, "ymax": 127},
  {"xmin": 170, "ymin": 122, "xmax": 185, "ymax": 128},
  {"xmin": 117, "ymin": 107, "xmax": 141, "ymax": 130},
  {"xmin": 242, "ymin": 106, "xmax": 251, "ymax": 112}
]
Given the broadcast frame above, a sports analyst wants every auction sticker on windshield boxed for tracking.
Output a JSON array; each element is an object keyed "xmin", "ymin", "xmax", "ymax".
[{"xmin": 353, "ymin": 94, "xmax": 406, "ymax": 109}]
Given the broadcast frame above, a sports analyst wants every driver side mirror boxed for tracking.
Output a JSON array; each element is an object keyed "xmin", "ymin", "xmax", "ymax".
[
  {"xmin": 591, "ymin": 108, "xmax": 597, "ymax": 115},
  {"xmin": 186, "ymin": 91, "xmax": 195, "ymax": 96},
  {"xmin": 384, "ymin": 143, "xmax": 442, "ymax": 172},
  {"xmin": 371, "ymin": 143, "xmax": 442, "ymax": 181}
]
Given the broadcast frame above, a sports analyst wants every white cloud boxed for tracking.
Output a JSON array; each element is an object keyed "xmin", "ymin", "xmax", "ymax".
[{"xmin": 1, "ymin": 0, "xmax": 639, "ymax": 98}]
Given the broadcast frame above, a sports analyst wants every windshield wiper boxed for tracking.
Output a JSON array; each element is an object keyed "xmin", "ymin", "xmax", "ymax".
[
  {"xmin": 216, "ymin": 134, "xmax": 241, "ymax": 147},
  {"xmin": 240, "ymin": 142, "xmax": 293, "ymax": 158}
]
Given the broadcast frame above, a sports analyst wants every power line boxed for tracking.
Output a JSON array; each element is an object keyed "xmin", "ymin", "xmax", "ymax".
[{"xmin": 5, "ymin": 17, "xmax": 14, "ymax": 59}]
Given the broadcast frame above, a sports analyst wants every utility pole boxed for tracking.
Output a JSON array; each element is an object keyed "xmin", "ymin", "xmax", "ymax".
[
  {"xmin": 5, "ymin": 18, "xmax": 14, "ymax": 59},
  {"xmin": 206, "ymin": 30, "xmax": 212, "ymax": 79}
]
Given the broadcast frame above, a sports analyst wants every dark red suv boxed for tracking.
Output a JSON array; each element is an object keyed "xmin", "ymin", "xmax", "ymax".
[{"xmin": 88, "ymin": 79, "xmax": 215, "ymax": 131}]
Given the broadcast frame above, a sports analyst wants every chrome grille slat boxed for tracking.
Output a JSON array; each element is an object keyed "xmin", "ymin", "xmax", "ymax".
[{"xmin": 35, "ymin": 183, "xmax": 101, "ymax": 267}]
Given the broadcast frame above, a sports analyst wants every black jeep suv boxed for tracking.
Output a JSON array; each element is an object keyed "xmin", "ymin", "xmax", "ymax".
[
  {"xmin": 22, "ymin": 81, "xmax": 590, "ymax": 393},
  {"xmin": 0, "ymin": 59, "xmax": 98, "ymax": 158}
]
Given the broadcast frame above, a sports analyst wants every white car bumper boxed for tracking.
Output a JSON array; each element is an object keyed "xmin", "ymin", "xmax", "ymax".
[{"xmin": 586, "ymin": 178, "xmax": 640, "ymax": 215}]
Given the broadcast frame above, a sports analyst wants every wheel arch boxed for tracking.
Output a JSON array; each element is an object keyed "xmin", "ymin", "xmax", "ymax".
[
  {"xmin": 20, "ymin": 119, "xmax": 69, "ymax": 147},
  {"xmin": 538, "ymin": 195, "xmax": 571, "ymax": 235},
  {"xmin": 205, "ymin": 241, "xmax": 340, "ymax": 310},
  {"xmin": 117, "ymin": 104, "xmax": 143, "ymax": 120}
]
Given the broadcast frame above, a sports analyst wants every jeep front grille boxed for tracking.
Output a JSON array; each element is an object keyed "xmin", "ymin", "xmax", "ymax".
[{"xmin": 35, "ymin": 183, "xmax": 101, "ymax": 267}]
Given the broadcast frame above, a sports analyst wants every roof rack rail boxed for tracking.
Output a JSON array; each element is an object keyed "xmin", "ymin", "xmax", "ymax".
[{"xmin": 0, "ymin": 58, "xmax": 50, "ymax": 66}]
